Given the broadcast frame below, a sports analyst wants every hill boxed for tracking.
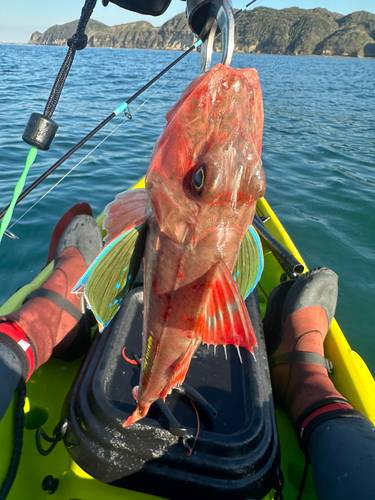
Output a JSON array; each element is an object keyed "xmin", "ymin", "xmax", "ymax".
[{"xmin": 29, "ymin": 7, "xmax": 375, "ymax": 57}]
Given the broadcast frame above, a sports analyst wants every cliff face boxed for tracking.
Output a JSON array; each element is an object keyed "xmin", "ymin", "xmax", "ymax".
[
  {"xmin": 315, "ymin": 11, "xmax": 375, "ymax": 56},
  {"xmin": 30, "ymin": 20, "xmax": 110, "ymax": 46},
  {"xmin": 234, "ymin": 7, "xmax": 342, "ymax": 55},
  {"xmin": 29, "ymin": 8, "xmax": 375, "ymax": 58}
]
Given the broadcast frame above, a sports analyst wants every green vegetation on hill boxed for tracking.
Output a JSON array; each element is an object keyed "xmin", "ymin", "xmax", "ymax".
[{"xmin": 29, "ymin": 7, "xmax": 375, "ymax": 58}]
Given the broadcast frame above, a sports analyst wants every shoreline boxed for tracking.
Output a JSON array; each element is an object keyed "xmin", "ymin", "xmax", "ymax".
[{"xmin": 2, "ymin": 42, "xmax": 374, "ymax": 60}]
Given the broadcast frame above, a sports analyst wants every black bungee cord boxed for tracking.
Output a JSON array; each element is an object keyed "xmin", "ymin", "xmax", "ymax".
[
  {"xmin": 0, "ymin": 1, "xmax": 258, "ymax": 226},
  {"xmin": 0, "ymin": 45, "xmax": 196, "ymax": 223},
  {"xmin": 0, "ymin": 385, "xmax": 26, "ymax": 500}
]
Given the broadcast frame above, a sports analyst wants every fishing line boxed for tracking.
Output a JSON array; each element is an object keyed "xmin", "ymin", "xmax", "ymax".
[
  {"xmin": 129, "ymin": 46, "xmax": 194, "ymax": 114},
  {"xmin": 0, "ymin": 0, "xmax": 261, "ymax": 238},
  {"xmin": 9, "ymin": 53, "xmax": 193, "ymax": 228},
  {"xmin": 186, "ymin": 401, "xmax": 200, "ymax": 456},
  {"xmin": 0, "ymin": 47, "xmax": 198, "ymax": 231},
  {"xmin": 7, "ymin": 120, "xmax": 126, "ymax": 229}
]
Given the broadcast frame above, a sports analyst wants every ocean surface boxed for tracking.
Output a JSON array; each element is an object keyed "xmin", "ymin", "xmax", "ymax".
[{"xmin": 0, "ymin": 45, "xmax": 374, "ymax": 373}]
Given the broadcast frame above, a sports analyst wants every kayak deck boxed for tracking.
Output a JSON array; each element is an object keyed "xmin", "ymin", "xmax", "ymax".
[
  {"xmin": 0, "ymin": 188, "xmax": 374, "ymax": 500},
  {"xmin": 256, "ymin": 197, "xmax": 375, "ymax": 499}
]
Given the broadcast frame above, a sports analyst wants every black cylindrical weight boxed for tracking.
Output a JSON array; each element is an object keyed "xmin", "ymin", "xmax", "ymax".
[{"xmin": 22, "ymin": 113, "xmax": 58, "ymax": 151}]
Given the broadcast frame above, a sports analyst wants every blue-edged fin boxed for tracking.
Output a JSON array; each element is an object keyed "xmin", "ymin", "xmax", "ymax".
[
  {"xmin": 73, "ymin": 216, "xmax": 148, "ymax": 331},
  {"xmin": 233, "ymin": 225, "xmax": 263, "ymax": 299}
]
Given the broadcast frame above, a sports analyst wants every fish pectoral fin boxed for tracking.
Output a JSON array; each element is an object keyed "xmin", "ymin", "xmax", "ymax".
[
  {"xmin": 72, "ymin": 215, "xmax": 148, "ymax": 331},
  {"xmin": 159, "ymin": 340, "xmax": 201, "ymax": 401},
  {"xmin": 103, "ymin": 188, "xmax": 148, "ymax": 244},
  {"xmin": 233, "ymin": 225, "xmax": 263, "ymax": 299},
  {"xmin": 196, "ymin": 261, "xmax": 257, "ymax": 353}
]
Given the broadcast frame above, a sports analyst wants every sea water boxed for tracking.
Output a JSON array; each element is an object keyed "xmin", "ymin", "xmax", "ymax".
[{"xmin": 0, "ymin": 45, "xmax": 374, "ymax": 372}]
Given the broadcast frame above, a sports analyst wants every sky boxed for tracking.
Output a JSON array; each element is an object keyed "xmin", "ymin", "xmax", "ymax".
[{"xmin": 1, "ymin": 0, "xmax": 374, "ymax": 43}]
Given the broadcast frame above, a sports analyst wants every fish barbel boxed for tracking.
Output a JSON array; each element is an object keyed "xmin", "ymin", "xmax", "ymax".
[{"xmin": 74, "ymin": 63, "xmax": 266, "ymax": 427}]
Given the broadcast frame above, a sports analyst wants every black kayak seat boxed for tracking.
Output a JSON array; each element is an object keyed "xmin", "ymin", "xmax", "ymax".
[{"xmin": 62, "ymin": 286, "xmax": 279, "ymax": 500}]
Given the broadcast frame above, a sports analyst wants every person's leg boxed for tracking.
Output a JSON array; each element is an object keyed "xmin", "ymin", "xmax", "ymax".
[
  {"xmin": 0, "ymin": 343, "xmax": 22, "ymax": 419},
  {"xmin": 264, "ymin": 268, "xmax": 375, "ymax": 499},
  {"xmin": 0, "ymin": 215, "xmax": 102, "ymax": 420},
  {"xmin": 307, "ymin": 416, "xmax": 375, "ymax": 500}
]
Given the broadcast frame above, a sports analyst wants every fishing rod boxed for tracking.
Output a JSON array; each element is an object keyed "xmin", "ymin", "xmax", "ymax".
[
  {"xmin": 0, "ymin": 0, "xmax": 257, "ymax": 235},
  {"xmin": 253, "ymin": 215, "xmax": 304, "ymax": 278},
  {"xmin": 0, "ymin": 46, "xmax": 194, "ymax": 226}
]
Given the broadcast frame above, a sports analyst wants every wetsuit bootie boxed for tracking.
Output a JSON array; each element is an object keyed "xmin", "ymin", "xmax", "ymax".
[
  {"xmin": 0, "ymin": 215, "xmax": 102, "ymax": 382},
  {"xmin": 263, "ymin": 268, "xmax": 352, "ymax": 430},
  {"xmin": 264, "ymin": 268, "xmax": 375, "ymax": 499}
]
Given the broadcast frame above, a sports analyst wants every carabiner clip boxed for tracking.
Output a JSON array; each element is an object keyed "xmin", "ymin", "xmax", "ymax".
[{"xmin": 187, "ymin": 0, "xmax": 235, "ymax": 72}]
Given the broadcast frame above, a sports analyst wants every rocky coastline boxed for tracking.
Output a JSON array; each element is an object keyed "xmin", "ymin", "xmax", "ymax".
[{"xmin": 29, "ymin": 7, "xmax": 375, "ymax": 58}]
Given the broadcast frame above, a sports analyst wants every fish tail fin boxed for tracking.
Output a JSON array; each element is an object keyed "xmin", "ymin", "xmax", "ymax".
[{"xmin": 122, "ymin": 403, "xmax": 150, "ymax": 428}]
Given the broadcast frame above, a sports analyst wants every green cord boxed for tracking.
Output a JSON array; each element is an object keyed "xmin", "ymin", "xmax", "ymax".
[
  {"xmin": 0, "ymin": 0, "xmax": 257, "ymax": 249},
  {"xmin": 0, "ymin": 147, "xmax": 38, "ymax": 245}
]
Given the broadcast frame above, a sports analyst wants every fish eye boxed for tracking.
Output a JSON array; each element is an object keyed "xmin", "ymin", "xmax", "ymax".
[{"xmin": 193, "ymin": 165, "xmax": 205, "ymax": 194}]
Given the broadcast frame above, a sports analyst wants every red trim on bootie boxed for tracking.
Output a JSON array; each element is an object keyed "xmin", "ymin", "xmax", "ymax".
[
  {"xmin": 0, "ymin": 321, "xmax": 35, "ymax": 381},
  {"xmin": 299, "ymin": 402, "xmax": 353, "ymax": 439},
  {"xmin": 297, "ymin": 399, "xmax": 370, "ymax": 453}
]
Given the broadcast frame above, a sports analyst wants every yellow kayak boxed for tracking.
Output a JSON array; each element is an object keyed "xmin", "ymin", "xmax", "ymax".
[{"xmin": 0, "ymin": 180, "xmax": 374, "ymax": 500}]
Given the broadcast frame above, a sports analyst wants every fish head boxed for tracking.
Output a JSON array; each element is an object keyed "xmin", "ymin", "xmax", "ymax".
[{"xmin": 145, "ymin": 64, "xmax": 265, "ymax": 251}]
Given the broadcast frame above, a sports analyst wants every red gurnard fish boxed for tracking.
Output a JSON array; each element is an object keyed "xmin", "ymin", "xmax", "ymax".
[{"xmin": 73, "ymin": 63, "xmax": 265, "ymax": 427}]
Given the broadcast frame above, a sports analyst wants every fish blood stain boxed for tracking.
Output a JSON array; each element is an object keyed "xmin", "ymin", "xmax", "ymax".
[{"xmin": 162, "ymin": 309, "xmax": 170, "ymax": 322}]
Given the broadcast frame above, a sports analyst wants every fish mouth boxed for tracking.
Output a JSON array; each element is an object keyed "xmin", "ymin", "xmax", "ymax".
[
  {"xmin": 147, "ymin": 180, "xmax": 196, "ymax": 247},
  {"xmin": 158, "ymin": 220, "xmax": 193, "ymax": 247}
]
